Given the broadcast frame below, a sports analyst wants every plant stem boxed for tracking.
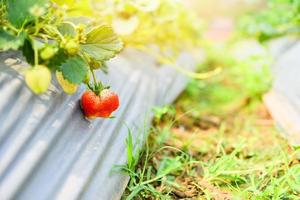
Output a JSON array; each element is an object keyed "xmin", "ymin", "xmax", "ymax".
[
  {"xmin": 136, "ymin": 45, "xmax": 222, "ymax": 79},
  {"xmin": 91, "ymin": 69, "xmax": 97, "ymax": 85},
  {"xmin": 32, "ymin": 38, "xmax": 39, "ymax": 66},
  {"xmin": 6, "ymin": 24, "xmax": 19, "ymax": 34},
  {"xmin": 34, "ymin": 48, "xmax": 39, "ymax": 66},
  {"xmin": 34, "ymin": 18, "xmax": 40, "ymax": 36}
]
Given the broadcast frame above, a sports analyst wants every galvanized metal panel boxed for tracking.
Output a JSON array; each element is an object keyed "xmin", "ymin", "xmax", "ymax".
[
  {"xmin": 264, "ymin": 39, "xmax": 300, "ymax": 145},
  {"xmin": 0, "ymin": 48, "xmax": 195, "ymax": 200}
]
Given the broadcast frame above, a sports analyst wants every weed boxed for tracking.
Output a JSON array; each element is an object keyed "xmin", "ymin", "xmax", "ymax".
[{"xmin": 118, "ymin": 38, "xmax": 299, "ymax": 200}]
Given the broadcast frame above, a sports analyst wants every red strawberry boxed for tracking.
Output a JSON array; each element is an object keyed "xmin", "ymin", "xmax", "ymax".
[
  {"xmin": 81, "ymin": 89, "xmax": 119, "ymax": 119},
  {"xmin": 81, "ymin": 91, "xmax": 101, "ymax": 119},
  {"xmin": 97, "ymin": 89, "xmax": 119, "ymax": 118}
]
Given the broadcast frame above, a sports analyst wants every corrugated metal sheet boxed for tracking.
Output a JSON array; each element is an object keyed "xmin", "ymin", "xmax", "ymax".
[
  {"xmin": 0, "ymin": 48, "xmax": 195, "ymax": 200},
  {"xmin": 264, "ymin": 39, "xmax": 300, "ymax": 145}
]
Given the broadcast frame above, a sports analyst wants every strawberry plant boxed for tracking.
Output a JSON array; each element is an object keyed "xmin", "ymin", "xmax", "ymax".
[
  {"xmin": 54, "ymin": 0, "xmax": 202, "ymax": 53},
  {"xmin": 53, "ymin": 0, "xmax": 213, "ymax": 79},
  {"xmin": 0, "ymin": 0, "xmax": 123, "ymax": 118}
]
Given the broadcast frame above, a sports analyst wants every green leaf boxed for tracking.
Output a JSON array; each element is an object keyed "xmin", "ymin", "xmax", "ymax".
[
  {"xmin": 58, "ymin": 22, "xmax": 77, "ymax": 37},
  {"xmin": 60, "ymin": 56, "xmax": 88, "ymax": 84},
  {"xmin": 156, "ymin": 157, "xmax": 182, "ymax": 177},
  {"xmin": 22, "ymin": 38, "xmax": 35, "ymax": 65},
  {"xmin": 6, "ymin": 0, "xmax": 47, "ymax": 28},
  {"xmin": 46, "ymin": 49, "xmax": 69, "ymax": 71},
  {"xmin": 0, "ymin": 29, "xmax": 25, "ymax": 50},
  {"xmin": 100, "ymin": 62, "xmax": 109, "ymax": 74},
  {"xmin": 126, "ymin": 127, "xmax": 134, "ymax": 170},
  {"xmin": 127, "ymin": 185, "xmax": 147, "ymax": 200},
  {"xmin": 80, "ymin": 25, "xmax": 123, "ymax": 61}
]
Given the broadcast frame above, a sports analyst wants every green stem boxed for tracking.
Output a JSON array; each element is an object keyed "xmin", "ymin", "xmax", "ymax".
[
  {"xmin": 34, "ymin": 47, "xmax": 39, "ymax": 66},
  {"xmin": 136, "ymin": 45, "xmax": 222, "ymax": 79},
  {"xmin": 55, "ymin": 29, "xmax": 66, "ymax": 43},
  {"xmin": 34, "ymin": 18, "xmax": 40, "ymax": 36},
  {"xmin": 6, "ymin": 24, "xmax": 19, "ymax": 34},
  {"xmin": 31, "ymin": 36, "xmax": 39, "ymax": 66},
  {"xmin": 91, "ymin": 69, "xmax": 97, "ymax": 85}
]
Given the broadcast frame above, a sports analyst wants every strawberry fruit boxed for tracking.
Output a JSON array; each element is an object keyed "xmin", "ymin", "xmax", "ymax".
[
  {"xmin": 97, "ymin": 89, "xmax": 120, "ymax": 118},
  {"xmin": 25, "ymin": 65, "xmax": 51, "ymax": 94},
  {"xmin": 56, "ymin": 71, "xmax": 78, "ymax": 94},
  {"xmin": 81, "ymin": 89, "xmax": 119, "ymax": 119}
]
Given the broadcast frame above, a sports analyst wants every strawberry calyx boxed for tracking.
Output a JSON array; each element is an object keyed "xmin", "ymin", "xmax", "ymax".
[{"xmin": 87, "ymin": 81, "xmax": 110, "ymax": 96}]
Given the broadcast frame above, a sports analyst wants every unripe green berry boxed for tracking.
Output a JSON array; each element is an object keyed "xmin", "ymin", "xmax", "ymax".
[
  {"xmin": 40, "ymin": 46, "xmax": 57, "ymax": 60},
  {"xmin": 65, "ymin": 39, "xmax": 79, "ymax": 55},
  {"xmin": 25, "ymin": 65, "xmax": 51, "ymax": 94}
]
